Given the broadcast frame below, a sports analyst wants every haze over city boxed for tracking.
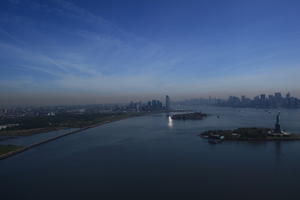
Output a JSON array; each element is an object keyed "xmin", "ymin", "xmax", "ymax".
[{"xmin": 1, "ymin": 0, "xmax": 300, "ymax": 105}]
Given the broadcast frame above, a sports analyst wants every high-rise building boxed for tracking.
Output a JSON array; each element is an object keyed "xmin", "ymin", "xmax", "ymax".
[
  {"xmin": 274, "ymin": 92, "xmax": 283, "ymax": 106},
  {"xmin": 241, "ymin": 95, "xmax": 246, "ymax": 103},
  {"xmin": 286, "ymin": 92, "xmax": 291, "ymax": 107},
  {"xmin": 274, "ymin": 92, "xmax": 282, "ymax": 100},
  {"xmin": 165, "ymin": 95, "xmax": 170, "ymax": 111}
]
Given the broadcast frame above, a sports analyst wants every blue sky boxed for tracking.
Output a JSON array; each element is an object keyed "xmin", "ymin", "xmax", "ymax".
[{"xmin": 0, "ymin": 0, "xmax": 300, "ymax": 105}]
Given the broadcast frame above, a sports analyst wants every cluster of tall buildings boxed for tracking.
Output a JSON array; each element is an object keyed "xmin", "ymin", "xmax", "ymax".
[
  {"xmin": 125, "ymin": 95, "xmax": 171, "ymax": 112},
  {"xmin": 214, "ymin": 92, "xmax": 300, "ymax": 108},
  {"xmin": 0, "ymin": 96, "xmax": 172, "ymax": 119},
  {"xmin": 166, "ymin": 95, "xmax": 170, "ymax": 111}
]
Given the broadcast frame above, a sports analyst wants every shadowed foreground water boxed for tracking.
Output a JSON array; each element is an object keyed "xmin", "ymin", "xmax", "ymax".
[{"xmin": 1, "ymin": 106, "xmax": 300, "ymax": 200}]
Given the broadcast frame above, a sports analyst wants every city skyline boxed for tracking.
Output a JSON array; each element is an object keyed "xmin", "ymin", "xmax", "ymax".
[
  {"xmin": 212, "ymin": 91, "xmax": 300, "ymax": 108},
  {"xmin": 1, "ymin": 91, "xmax": 299, "ymax": 108},
  {"xmin": 1, "ymin": 0, "xmax": 300, "ymax": 105}
]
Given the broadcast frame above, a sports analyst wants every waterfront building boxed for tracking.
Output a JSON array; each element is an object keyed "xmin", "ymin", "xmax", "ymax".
[{"xmin": 166, "ymin": 95, "xmax": 170, "ymax": 111}]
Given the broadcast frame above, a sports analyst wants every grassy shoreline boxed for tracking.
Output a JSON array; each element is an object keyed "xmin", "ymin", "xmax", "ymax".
[
  {"xmin": 0, "ymin": 144, "xmax": 22, "ymax": 155},
  {"xmin": 0, "ymin": 127, "xmax": 62, "ymax": 137},
  {"xmin": 0, "ymin": 112, "xmax": 152, "ymax": 137}
]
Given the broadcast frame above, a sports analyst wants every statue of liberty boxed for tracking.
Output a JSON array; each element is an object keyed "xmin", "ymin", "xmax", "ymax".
[{"xmin": 274, "ymin": 112, "xmax": 281, "ymax": 133}]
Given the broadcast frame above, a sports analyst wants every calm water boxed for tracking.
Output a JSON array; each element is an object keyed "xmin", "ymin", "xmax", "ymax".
[{"xmin": 1, "ymin": 106, "xmax": 300, "ymax": 200}]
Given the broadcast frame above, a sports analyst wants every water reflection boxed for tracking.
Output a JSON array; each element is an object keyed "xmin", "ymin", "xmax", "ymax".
[
  {"xmin": 274, "ymin": 141, "xmax": 282, "ymax": 162},
  {"xmin": 168, "ymin": 116, "xmax": 173, "ymax": 128}
]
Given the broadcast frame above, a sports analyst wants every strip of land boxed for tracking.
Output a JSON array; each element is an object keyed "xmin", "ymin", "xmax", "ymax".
[
  {"xmin": 0, "ymin": 112, "xmax": 141, "ymax": 137},
  {"xmin": 0, "ymin": 127, "xmax": 61, "ymax": 137}
]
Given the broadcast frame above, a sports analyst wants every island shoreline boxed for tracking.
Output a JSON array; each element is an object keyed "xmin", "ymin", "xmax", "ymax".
[{"xmin": 200, "ymin": 128, "xmax": 300, "ymax": 143}]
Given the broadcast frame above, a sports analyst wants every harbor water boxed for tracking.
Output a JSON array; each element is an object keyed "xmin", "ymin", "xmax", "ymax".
[{"xmin": 1, "ymin": 106, "xmax": 300, "ymax": 199}]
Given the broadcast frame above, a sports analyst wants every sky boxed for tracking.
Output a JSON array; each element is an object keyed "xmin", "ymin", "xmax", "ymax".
[{"xmin": 0, "ymin": 0, "xmax": 300, "ymax": 105}]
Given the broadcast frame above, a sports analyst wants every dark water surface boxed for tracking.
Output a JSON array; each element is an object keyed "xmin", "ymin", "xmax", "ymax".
[{"xmin": 1, "ymin": 106, "xmax": 300, "ymax": 200}]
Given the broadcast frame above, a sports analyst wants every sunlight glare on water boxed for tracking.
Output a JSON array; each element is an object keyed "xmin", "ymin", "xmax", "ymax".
[{"xmin": 168, "ymin": 116, "xmax": 173, "ymax": 128}]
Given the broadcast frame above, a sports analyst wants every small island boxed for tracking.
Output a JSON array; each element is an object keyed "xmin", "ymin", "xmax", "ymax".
[
  {"xmin": 171, "ymin": 112, "xmax": 208, "ymax": 120},
  {"xmin": 200, "ymin": 112, "xmax": 300, "ymax": 143}
]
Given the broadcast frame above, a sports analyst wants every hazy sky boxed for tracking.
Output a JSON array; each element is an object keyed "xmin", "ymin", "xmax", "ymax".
[{"xmin": 1, "ymin": 0, "xmax": 300, "ymax": 105}]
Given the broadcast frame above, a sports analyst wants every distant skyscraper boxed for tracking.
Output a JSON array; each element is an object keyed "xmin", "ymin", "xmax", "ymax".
[
  {"xmin": 241, "ymin": 95, "xmax": 246, "ymax": 102},
  {"xmin": 274, "ymin": 92, "xmax": 283, "ymax": 106},
  {"xmin": 165, "ymin": 95, "xmax": 170, "ymax": 111},
  {"xmin": 274, "ymin": 92, "xmax": 282, "ymax": 99},
  {"xmin": 285, "ymin": 92, "xmax": 291, "ymax": 107}
]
